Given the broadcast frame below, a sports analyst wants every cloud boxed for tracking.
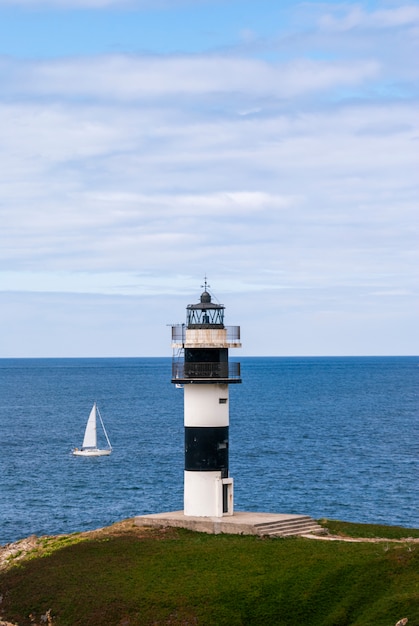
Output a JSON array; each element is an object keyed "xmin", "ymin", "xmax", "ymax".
[
  {"xmin": 275, "ymin": 4, "xmax": 419, "ymax": 93},
  {"xmin": 319, "ymin": 5, "xmax": 419, "ymax": 31},
  {"xmin": 0, "ymin": 0, "xmax": 196, "ymax": 8},
  {"xmin": 1, "ymin": 90, "xmax": 417, "ymax": 284},
  {"xmin": 1, "ymin": 54, "xmax": 380, "ymax": 101}
]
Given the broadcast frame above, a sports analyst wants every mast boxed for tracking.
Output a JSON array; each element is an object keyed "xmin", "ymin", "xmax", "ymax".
[{"xmin": 97, "ymin": 405, "xmax": 112, "ymax": 450}]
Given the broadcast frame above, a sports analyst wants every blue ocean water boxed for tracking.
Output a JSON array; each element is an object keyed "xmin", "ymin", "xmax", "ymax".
[{"xmin": 0, "ymin": 357, "xmax": 417, "ymax": 544}]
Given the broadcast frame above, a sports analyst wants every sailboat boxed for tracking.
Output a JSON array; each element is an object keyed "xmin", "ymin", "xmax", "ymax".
[{"xmin": 72, "ymin": 402, "xmax": 112, "ymax": 457}]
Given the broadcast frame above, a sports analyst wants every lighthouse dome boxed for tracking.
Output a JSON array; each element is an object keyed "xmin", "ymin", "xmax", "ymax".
[{"xmin": 200, "ymin": 291, "xmax": 211, "ymax": 303}]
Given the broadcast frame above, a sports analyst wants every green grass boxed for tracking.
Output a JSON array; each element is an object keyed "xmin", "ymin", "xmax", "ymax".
[
  {"xmin": 319, "ymin": 518, "xmax": 419, "ymax": 540},
  {"xmin": 0, "ymin": 523, "xmax": 418, "ymax": 626}
]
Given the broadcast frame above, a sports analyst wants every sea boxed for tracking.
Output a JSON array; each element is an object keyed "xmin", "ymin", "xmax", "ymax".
[{"xmin": 0, "ymin": 356, "xmax": 417, "ymax": 545}]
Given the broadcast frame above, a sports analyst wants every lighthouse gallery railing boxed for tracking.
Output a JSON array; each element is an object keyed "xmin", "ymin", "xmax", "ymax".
[
  {"xmin": 172, "ymin": 361, "xmax": 241, "ymax": 380},
  {"xmin": 171, "ymin": 325, "xmax": 240, "ymax": 342}
]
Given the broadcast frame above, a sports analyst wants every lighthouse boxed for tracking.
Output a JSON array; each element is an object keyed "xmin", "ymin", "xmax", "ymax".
[{"xmin": 171, "ymin": 281, "xmax": 241, "ymax": 517}]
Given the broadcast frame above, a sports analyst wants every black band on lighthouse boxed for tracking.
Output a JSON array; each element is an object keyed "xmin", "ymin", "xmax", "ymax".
[{"xmin": 185, "ymin": 426, "xmax": 229, "ymax": 472}]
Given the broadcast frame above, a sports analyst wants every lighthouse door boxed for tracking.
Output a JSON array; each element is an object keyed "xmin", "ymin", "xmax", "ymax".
[
  {"xmin": 222, "ymin": 483, "xmax": 228, "ymax": 513},
  {"xmin": 221, "ymin": 478, "xmax": 233, "ymax": 516}
]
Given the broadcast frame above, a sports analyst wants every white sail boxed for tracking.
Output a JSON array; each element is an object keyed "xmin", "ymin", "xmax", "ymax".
[
  {"xmin": 73, "ymin": 402, "xmax": 112, "ymax": 456},
  {"xmin": 81, "ymin": 403, "xmax": 97, "ymax": 449}
]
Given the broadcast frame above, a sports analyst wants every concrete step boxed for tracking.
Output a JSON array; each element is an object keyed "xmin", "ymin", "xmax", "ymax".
[
  {"xmin": 254, "ymin": 515, "xmax": 324, "ymax": 538},
  {"xmin": 256, "ymin": 519, "xmax": 320, "ymax": 532}
]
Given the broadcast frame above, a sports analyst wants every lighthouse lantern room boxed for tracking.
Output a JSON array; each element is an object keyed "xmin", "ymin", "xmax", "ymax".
[{"xmin": 171, "ymin": 281, "xmax": 241, "ymax": 517}]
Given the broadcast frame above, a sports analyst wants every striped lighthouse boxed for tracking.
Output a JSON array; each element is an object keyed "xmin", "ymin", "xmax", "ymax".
[{"xmin": 171, "ymin": 281, "xmax": 241, "ymax": 517}]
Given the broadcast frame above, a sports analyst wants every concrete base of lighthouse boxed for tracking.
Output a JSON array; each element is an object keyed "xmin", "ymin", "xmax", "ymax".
[
  {"xmin": 184, "ymin": 472, "xmax": 233, "ymax": 517},
  {"xmin": 135, "ymin": 511, "xmax": 325, "ymax": 537}
]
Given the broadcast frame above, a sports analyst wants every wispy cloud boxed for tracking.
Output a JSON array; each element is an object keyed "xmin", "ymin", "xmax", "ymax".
[
  {"xmin": 1, "ymin": 55, "xmax": 380, "ymax": 100},
  {"xmin": 318, "ymin": 5, "xmax": 419, "ymax": 31},
  {"xmin": 0, "ymin": 0, "xmax": 190, "ymax": 7}
]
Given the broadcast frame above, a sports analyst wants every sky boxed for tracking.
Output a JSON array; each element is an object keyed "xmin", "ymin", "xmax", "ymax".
[{"xmin": 0, "ymin": 0, "xmax": 418, "ymax": 357}]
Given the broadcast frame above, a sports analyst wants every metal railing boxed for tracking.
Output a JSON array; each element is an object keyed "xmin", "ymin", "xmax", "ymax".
[
  {"xmin": 172, "ymin": 361, "xmax": 241, "ymax": 380},
  {"xmin": 171, "ymin": 325, "xmax": 240, "ymax": 342},
  {"xmin": 226, "ymin": 326, "xmax": 241, "ymax": 342}
]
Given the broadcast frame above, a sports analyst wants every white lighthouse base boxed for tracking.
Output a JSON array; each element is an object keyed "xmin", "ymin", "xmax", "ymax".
[{"xmin": 184, "ymin": 471, "xmax": 233, "ymax": 517}]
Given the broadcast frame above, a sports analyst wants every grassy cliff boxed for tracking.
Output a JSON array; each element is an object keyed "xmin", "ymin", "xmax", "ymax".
[{"xmin": 0, "ymin": 519, "xmax": 418, "ymax": 626}]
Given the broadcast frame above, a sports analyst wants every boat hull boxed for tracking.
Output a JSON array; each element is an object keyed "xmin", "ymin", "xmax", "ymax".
[{"xmin": 72, "ymin": 448, "xmax": 111, "ymax": 457}]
